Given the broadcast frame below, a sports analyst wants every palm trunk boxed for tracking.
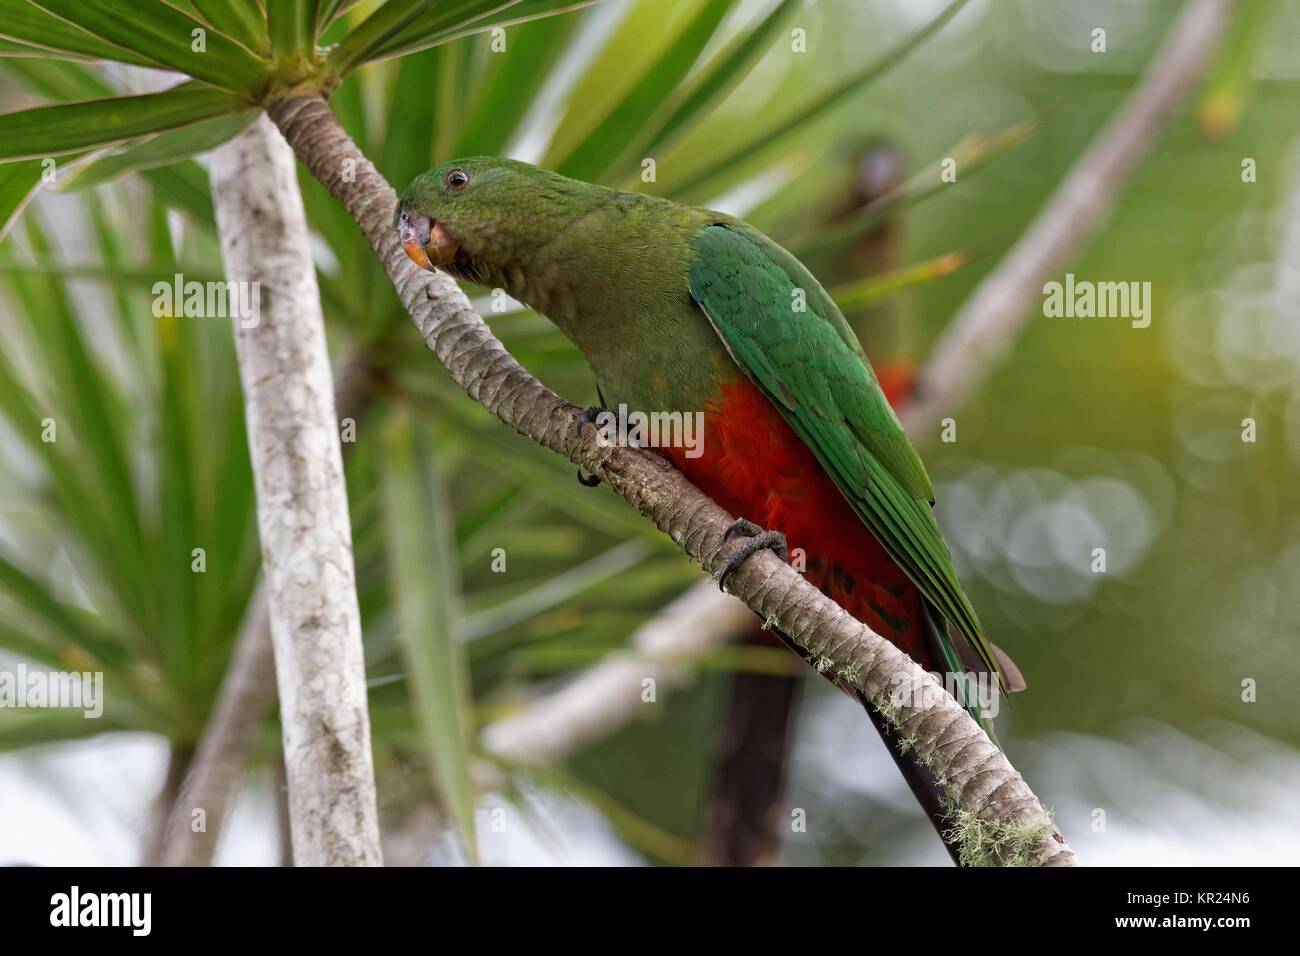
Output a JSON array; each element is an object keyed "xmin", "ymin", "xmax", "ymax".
[
  {"xmin": 160, "ymin": 350, "xmax": 382, "ymax": 867},
  {"xmin": 267, "ymin": 96, "xmax": 1075, "ymax": 867},
  {"xmin": 208, "ymin": 114, "xmax": 381, "ymax": 867}
]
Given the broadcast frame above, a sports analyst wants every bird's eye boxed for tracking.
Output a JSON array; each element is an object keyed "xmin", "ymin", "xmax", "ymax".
[{"xmin": 445, "ymin": 168, "xmax": 470, "ymax": 190}]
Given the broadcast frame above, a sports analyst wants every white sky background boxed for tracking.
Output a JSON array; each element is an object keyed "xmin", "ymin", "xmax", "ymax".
[{"xmin": 2, "ymin": 708, "xmax": 1296, "ymax": 866}]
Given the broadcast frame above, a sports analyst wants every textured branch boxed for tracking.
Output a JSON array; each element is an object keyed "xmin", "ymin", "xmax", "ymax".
[
  {"xmin": 209, "ymin": 114, "xmax": 381, "ymax": 867},
  {"xmin": 268, "ymin": 96, "xmax": 1074, "ymax": 865},
  {"xmin": 899, "ymin": 0, "xmax": 1233, "ymax": 436}
]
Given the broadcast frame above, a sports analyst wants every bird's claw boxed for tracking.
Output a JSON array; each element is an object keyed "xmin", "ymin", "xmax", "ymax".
[
  {"xmin": 575, "ymin": 405, "xmax": 606, "ymax": 487},
  {"xmin": 718, "ymin": 518, "xmax": 788, "ymax": 591}
]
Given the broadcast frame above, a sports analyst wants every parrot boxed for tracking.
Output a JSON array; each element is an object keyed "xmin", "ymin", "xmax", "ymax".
[{"xmin": 395, "ymin": 158, "xmax": 1024, "ymax": 861}]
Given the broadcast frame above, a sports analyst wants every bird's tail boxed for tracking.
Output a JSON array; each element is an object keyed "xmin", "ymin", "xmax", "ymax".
[
  {"xmin": 925, "ymin": 601, "xmax": 997, "ymax": 746},
  {"xmin": 922, "ymin": 599, "xmax": 1025, "ymax": 747}
]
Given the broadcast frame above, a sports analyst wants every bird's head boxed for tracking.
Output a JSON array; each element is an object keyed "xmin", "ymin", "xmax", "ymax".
[{"xmin": 395, "ymin": 157, "xmax": 596, "ymax": 285}]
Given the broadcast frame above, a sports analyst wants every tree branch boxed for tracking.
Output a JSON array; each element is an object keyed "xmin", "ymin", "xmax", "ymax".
[
  {"xmin": 161, "ymin": 581, "xmax": 274, "ymax": 866},
  {"xmin": 209, "ymin": 114, "xmax": 381, "ymax": 867},
  {"xmin": 267, "ymin": 96, "xmax": 1075, "ymax": 866},
  {"xmin": 899, "ymin": 0, "xmax": 1233, "ymax": 436}
]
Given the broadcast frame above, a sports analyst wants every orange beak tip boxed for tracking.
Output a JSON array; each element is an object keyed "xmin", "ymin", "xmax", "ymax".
[{"xmin": 401, "ymin": 236, "xmax": 434, "ymax": 271}]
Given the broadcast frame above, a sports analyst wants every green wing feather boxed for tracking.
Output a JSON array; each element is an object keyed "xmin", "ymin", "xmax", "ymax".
[{"xmin": 687, "ymin": 222, "xmax": 1005, "ymax": 693}]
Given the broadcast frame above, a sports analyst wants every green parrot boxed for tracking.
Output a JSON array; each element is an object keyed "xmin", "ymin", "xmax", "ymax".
[{"xmin": 395, "ymin": 158, "xmax": 1023, "ymax": 859}]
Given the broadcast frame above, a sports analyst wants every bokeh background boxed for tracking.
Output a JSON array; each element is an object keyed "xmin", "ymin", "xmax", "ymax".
[{"xmin": 1, "ymin": 0, "xmax": 1297, "ymax": 865}]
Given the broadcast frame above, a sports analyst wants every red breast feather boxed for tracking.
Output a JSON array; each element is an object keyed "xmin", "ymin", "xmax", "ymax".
[{"xmin": 664, "ymin": 376, "xmax": 928, "ymax": 664}]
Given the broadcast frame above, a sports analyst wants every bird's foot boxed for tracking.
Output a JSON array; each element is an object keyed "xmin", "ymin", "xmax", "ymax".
[
  {"xmin": 717, "ymin": 518, "xmax": 788, "ymax": 591},
  {"xmin": 575, "ymin": 405, "xmax": 606, "ymax": 487},
  {"xmin": 576, "ymin": 405, "xmax": 605, "ymax": 430}
]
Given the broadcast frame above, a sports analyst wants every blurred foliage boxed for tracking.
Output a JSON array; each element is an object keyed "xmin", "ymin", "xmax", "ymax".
[{"xmin": 0, "ymin": 0, "xmax": 1297, "ymax": 865}]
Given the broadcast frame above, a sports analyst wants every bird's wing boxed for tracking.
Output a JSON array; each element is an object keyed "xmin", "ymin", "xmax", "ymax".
[{"xmin": 688, "ymin": 222, "xmax": 1003, "ymax": 688}]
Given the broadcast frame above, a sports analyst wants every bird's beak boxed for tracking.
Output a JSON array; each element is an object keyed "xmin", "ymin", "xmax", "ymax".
[{"xmin": 396, "ymin": 205, "xmax": 459, "ymax": 271}]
